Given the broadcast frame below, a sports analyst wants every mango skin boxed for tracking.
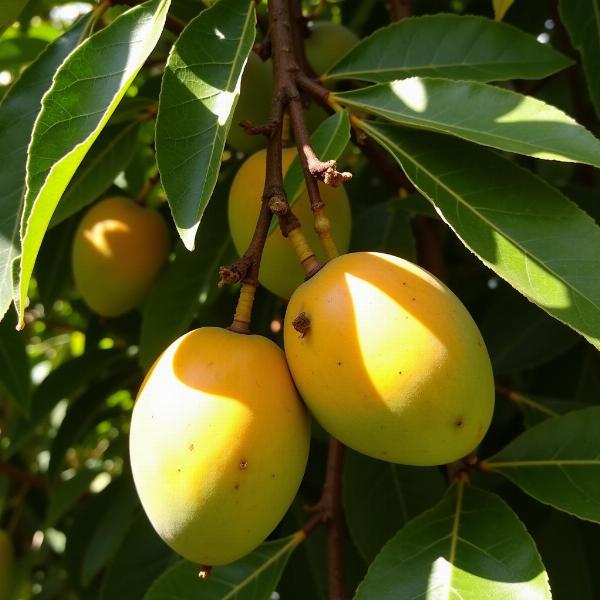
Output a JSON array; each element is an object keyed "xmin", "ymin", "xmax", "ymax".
[
  {"xmin": 72, "ymin": 196, "xmax": 170, "ymax": 317},
  {"xmin": 284, "ymin": 252, "xmax": 494, "ymax": 466},
  {"xmin": 228, "ymin": 147, "xmax": 351, "ymax": 299},
  {"xmin": 227, "ymin": 53, "xmax": 273, "ymax": 154},
  {"xmin": 0, "ymin": 530, "xmax": 13, "ymax": 600},
  {"xmin": 305, "ymin": 21, "xmax": 359, "ymax": 76},
  {"xmin": 130, "ymin": 327, "xmax": 310, "ymax": 566}
]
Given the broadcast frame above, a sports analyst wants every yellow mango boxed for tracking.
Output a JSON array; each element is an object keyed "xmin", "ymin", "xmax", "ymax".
[
  {"xmin": 72, "ymin": 196, "xmax": 170, "ymax": 317},
  {"xmin": 228, "ymin": 147, "xmax": 351, "ymax": 299},
  {"xmin": 130, "ymin": 327, "xmax": 310, "ymax": 566},
  {"xmin": 284, "ymin": 252, "xmax": 494, "ymax": 466}
]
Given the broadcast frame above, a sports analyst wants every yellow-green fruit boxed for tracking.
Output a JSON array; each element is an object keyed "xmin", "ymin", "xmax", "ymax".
[
  {"xmin": 284, "ymin": 252, "xmax": 494, "ymax": 466},
  {"xmin": 228, "ymin": 148, "xmax": 351, "ymax": 298},
  {"xmin": 130, "ymin": 327, "xmax": 310, "ymax": 566},
  {"xmin": 0, "ymin": 530, "xmax": 13, "ymax": 600},
  {"xmin": 227, "ymin": 53, "xmax": 273, "ymax": 154},
  {"xmin": 72, "ymin": 196, "xmax": 170, "ymax": 317},
  {"xmin": 305, "ymin": 21, "xmax": 359, "ymax": 75}
]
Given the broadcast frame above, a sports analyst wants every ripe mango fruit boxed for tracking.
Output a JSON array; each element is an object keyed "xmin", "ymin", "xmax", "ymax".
[
  {"xmin": 284, "ymin": 252, "xmax": 494, "ymax": 466},
  {"xmin": 130, "ymin": 327, "xmax": 310, "ymax": 566},
  {"xmin": 228, "ymin": 147, "xmax": 351, "ymax": 299},
  {"xmin": 72, "ymin": 196, "xmax": 170, "ymax": 317}
]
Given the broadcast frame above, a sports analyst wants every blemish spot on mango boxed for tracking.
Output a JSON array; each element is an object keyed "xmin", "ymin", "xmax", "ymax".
[{"xmin": 239, "ymin": 460, "xmax": 248, "ymax": 470}]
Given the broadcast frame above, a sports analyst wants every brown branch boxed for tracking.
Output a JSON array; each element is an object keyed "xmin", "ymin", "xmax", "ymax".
[
  {"xmin": 387, "ymin": 0, "xmax": 413, "ymax": 21},
  {"xmin": 0, "ymin": 463, "xmax": 47, "ymax": 490}
]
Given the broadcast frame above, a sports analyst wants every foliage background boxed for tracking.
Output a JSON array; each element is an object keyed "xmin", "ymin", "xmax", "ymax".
[{"xmin": 0, "ymin": 0, "xmax": 600, "ymax": 598}]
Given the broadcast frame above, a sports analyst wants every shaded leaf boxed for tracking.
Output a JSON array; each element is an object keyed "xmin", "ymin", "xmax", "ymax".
[
  {"xmin": 355, "ymin": 482, "xmax": 550, "ymax": 600},
  {"xmin": 0, "ymin": 37, "xmax": 47, "ymax": 70},
  {"xmin": 361, "ymin": 123, "xmax": 600, "ymax": 349},
  {"xmin": 559, "ymin": 0, "xmax": 600, "ymax": 116},
  {"xmin": 16, "ymin": 0, "xmax": 171, "ymax": 325},
  {"xmin": 7, "ymin": 348, "xmax": 123, "ymax": 457},
  {"xmin": 0, "ymin": 15, "xmax": 92, "ymax": 320},
  {"xmin": 484, "ymin": 407, "xmax": 600, "ymax": 522},
  {"xmin": 51, "ymin": 120, "xmax": 140, "ymax": 227},
  {"xmin": 46, "ymin": 468, "xmax": 101, "ymax": 527},
  {"xmin": 139, "ymin": 173, "xmax": 235, "ymax": 369},
  {"xmin": 156, "ymin": 0, "xmax": 256, "ymax": 250},
  {"xmin": 481, "ymin": 287, "xmax": 580, "ymax": 373},
  {"xmin": 0, "ymin": 0, "xmax": 31, "ymax": 35},
  {"xmin": 343, "ymin": 450, "xmax": 445, "ymax": 562},
  {"xmin": 350, "ymin": 198, "xmax": 416, "ymax": 261},
  {"xmin": 100, "ymin": 511, "xmax": 175, "ymax": 600},
  {"xmin": 0, "ymin": 313, "xmax": 30, "ymax": 414},
  {"xmin": 145, "ymin": 533, "xmax": 304, "ymax": 599},
  {"xmin": 325, "ymin": 14, "xmax": 569, "ymax": 83},
  {"xmin": 336, "ymin": 78, "xmax": 600, "ymax": 167}
]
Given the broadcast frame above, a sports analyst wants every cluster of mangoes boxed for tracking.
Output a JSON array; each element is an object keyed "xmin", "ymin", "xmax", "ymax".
[{"xmin": 68, "ymin": 21, "xmax": 494, "ymax": 569}]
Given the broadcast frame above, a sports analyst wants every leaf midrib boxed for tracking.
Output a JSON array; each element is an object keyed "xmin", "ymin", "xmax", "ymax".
[{"xmin": 363, "ymin": 122, "xmax": 600, "ymax": 321}]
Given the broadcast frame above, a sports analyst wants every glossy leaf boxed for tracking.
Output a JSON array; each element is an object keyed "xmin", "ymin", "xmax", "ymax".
[
  {"xmin": 362, "ymin": 123, "xmax": 600, "ymax": 349},
  {"xmin": 145, "ymin": 533, "xmax": 304, "ymax": 599},
  {"xmin": 504, "ymin": 391, "xmax": 590, "ymax": 428},
  {"xmin": 283, "ymin": 110, "xmax": 351, "ymax": 204},
  {"xmin": 335, "ymin": 78, "xmax": 600, "ymax": 167},
  {"xmin": 16, "ymin": 0, "xmax": 171, "ymax": 325},
  {"xmin": 355, "ymin": 482, "xmax": 551, "ymax": 600},
  {"xmin": 559, "ymin": 0, "xmax": 600, "ymax": 116},
  {"xmin": 484, "ymin": 406, "xmax": 600, "ymax": 522},
  {"xmin": 45, "ymin": 468, "xmax": 101, "ymax": 527},
  {"xmin": 343, "ymin": 450, "xmax": 445, "ymax": 561},
  {"xmin": 0, "ymin": 313, "xmax": 30, "ymax": 414},
  {"xmin": 51, "ymin": 120, "xmax": 140, "ymax": 226},
  {"xmin": 325, "ymin": 14, "xmax": 569, "ymax": 83},
  {"xmin": 0, "ymin": 15, "xmax": 91, "ymax": 321},
  {"xmin": 156, "ymin": 0, "xmax": 256, "ymax": 250}
]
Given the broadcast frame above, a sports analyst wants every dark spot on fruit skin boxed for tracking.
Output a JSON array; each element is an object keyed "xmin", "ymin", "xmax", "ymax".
[
  {"xmin": 239, "ymin": 460, "xmax": 248, "ymax": 470},
  {"xmin": 234, "ymin": 483, "xmax": 240, "ymax": 490},
  {"xmin": 177, "ymin": 468, "xmax": 181, "ymax": 473},
  {"xmin": 398, "ymin": 371, "xmax": 402, "ymax": 375},
  {"xmin": 411, "ymin": 297, "xmax": 416, "ymax": 301},
  {"xmin": 455, "ymin": 418, "xmax": 464, "ymax": 428},
  {"xmin": 271, "ymin": 473, "xmax": 276, "ymax": 478},
  {"xmin": 188, "ymin": 443, "xmax": 195, "ymax": 451},
  {"xmin": 337, "ymin": 361, "xmax": 342, "ymax": 366}
]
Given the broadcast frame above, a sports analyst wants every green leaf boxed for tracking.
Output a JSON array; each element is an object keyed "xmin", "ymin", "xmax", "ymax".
[
  {"xmin": 80, "ymin": 475, "xmax": 139, "ymax": 585},
  {"xmin": 343, "ymin": 450, "xmax": 445, "ymax": 562},
  {"xmin": 355, "ymin": 482, "xmax": 551, "ymax": 600},
  {"xmin": 7, "ymin": 348, "xmax": 123, "ymax": 457},
  {"xmin": 350, "ymin": 198, "xmax": 417, "ymax": 261},
  {"xmin": 0, "ymin": 37, "xmax": 48, "ymax": 70},
  {"xmin": 139, "ymin": 174, "xmax": 235, "ymax": 369},
  {"xmin": 504, "ymin": 391, "xmax": 590, "ymax": 428},
  {"xmin": 100, "ymin": 512, "xmax": 174, "ymax": 600},
  {"xmin": 483, "ymin": 406, "xmax": 600, "ymax": 523},
  {"xmin": 559, "ymin": 0, "xmax": 600, "ymax": 116},
  {"xmin": 361, "ymin": 123, "xmax": 600, "ymax": 350},
  {"xmin": 325, "ymin": 14, "xmax": 570, "ymax": 83},
  {"xmin": 481, "ymin": 287, "xmax": 579, "ymax": 373},
  {"xmin": 0, "ymin": 15, "xmax": 91, "ymax": 321},
  {"xmin": 51, "ymin": 120, "xmax": 140, "ymax": 227},
  {"xmin": 145, "ymin": 533, "xmax": 304, "ymax": 599},
  {"xmin": 0, "ymin": 313, "xmax": 30, "ymax": 414},
  {"xmin": 156, "ymin": 0, "xmax": 256, "ymax": 250},
  {"xmin": 16, "ymin": 0, "xmax": 171, "ymax": 326},
  {"xmin": 0, "ymin": 0, "xmax": 31, "ymax": 35},
  {"xmin": 283, "ymin": 111, "xmax": 351, "ymax": 205},
  {"xmin": 46, "ymin": 468, "xmax": 101, "ymax": 527},
  {"xmin": 335, "ymin": 78, "xmax": 600, "ymax": 167}
]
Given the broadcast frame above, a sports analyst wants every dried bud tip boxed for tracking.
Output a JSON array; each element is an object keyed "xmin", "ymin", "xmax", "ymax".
[
  {"xmin": 292, "ymin": 312, "xmax": 311, "ymax": 337},
  {"xmin": 269, "ymin": 196, "xmax": 289, "ymax": 215},
  {"xmin": 198, "ymin": 566, "xmax": 212, "ymax": 579}
]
